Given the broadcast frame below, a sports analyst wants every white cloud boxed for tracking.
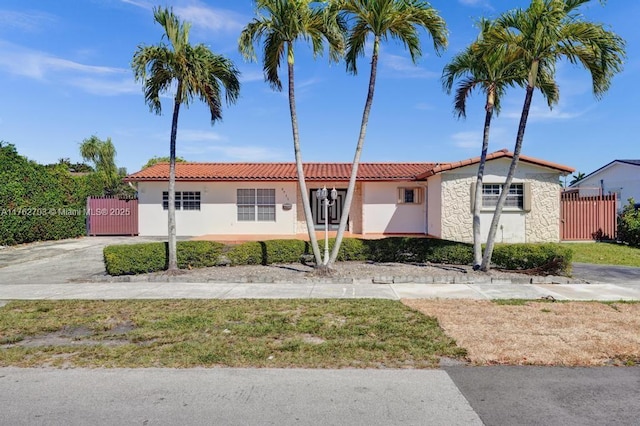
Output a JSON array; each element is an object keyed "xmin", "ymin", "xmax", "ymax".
[
  {"xmin": 381, "ymin": 54, "xmax": 438, "ymax": 79},
  {"xmin": 239, "ymin": 69, "xmax": 265, "ymax": 83},
  {"xmin": 458, "ymin": 0, "xmax": 491, "ymax": 7},
  {"xmin": 120, "ymin": 0, "xmax": 152, "ymax": 10},
  {"xmin": 0, "ymin": 40, "xmax": 139, "ymax": 96},
  {"xmin": 175, "ymin": 4, "xmax": 244, "ymax": 34},
  {"xmin": 177, "ymin": 129, "xmax": 226, "ymax": 143},
  {"xmin": 69, "ymin": 77, "xmax": 139, "ymax": 96},
  {"xmin": 451, "ymin": 131, "xmax": 482, "ymax": 149},
  {"xmin": 450, "ymin": 126, "xmax": 510, "ymax": 150},
  {"xmin": 0, "ymin": 9, "xmax": 56, "ymax": 32},
  {"xmin": 502, "ymin": 104, "xmax": 586, "ymax": 122},
  {"xmin": 0, "ymin": 40, "xmax": 125, "ymax": 80}
]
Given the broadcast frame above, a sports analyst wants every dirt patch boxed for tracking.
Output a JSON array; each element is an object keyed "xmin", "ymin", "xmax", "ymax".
[
  {"xmin": 403, "ymin": 299, "xmax": 640, "ymax": 366},
  {"xmin": 2, "ymin": 323, "xmax": 134, "ymax": 349}
]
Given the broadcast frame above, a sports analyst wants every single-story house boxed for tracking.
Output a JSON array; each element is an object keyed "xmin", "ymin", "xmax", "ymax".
[
  {"xmin": 124, "ymin": 149, "xmax": 574, "ymax": 244},
  {"xmin": 569, "ymin": 159, "xmax": 640, "ymax": 211}
]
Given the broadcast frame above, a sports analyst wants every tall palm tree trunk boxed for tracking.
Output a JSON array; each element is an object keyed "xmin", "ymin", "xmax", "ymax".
[
  {"xmin": 473, "ymin": 94, "xmax": 494, "ymax": 268},
  {"xmin": 287, "ymin": 43, "xmax": 322, "ymax": 265},
  {"xmin": 480, "ymin": 71, "xmax": 536, "ymax": 271},
  {"xmin": 328, "ymin": 37, "xmax": 380, "ymax": 265},
  {"xmin": 167, "ymin": 80, "xmax": 183, "ymax": 272}
]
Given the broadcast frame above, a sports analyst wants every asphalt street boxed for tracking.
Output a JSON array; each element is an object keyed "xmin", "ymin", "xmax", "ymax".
[{"xmin": 2, "ymin": 367, "xmax": 639, "ymax": 426}]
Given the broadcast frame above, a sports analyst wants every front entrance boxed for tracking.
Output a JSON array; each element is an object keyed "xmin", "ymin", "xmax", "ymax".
[{"xmin": 310, "ymin": 188, "xmax": 348, "ymax": 230}]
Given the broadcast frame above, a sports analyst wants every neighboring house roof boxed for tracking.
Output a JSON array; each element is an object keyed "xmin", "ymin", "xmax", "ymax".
[
  {"xmin": 125, "ymin": 149, "xmax": 574, "ymax": 182},
  {"xmin": 569, "ymin": 159, "xmax": 640, "ymax": 187}
]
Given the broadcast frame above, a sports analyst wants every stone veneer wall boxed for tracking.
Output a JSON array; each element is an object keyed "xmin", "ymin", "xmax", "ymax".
[
  {"xmin": 525, "ymin": 173, "xmax": 561, "ymax": 242},
  {"xmin": 440, "ymin": 174, "xmax": 475, "ymax": 243},
  {"xmin": 438, "ymin": 172, "xmax": 561, "ymax": 243}
]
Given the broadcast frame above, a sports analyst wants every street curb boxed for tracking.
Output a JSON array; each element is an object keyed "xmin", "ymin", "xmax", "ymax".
[{"xmin": 82, "ymin": 274, "xmax": 581, "ymax": 285}]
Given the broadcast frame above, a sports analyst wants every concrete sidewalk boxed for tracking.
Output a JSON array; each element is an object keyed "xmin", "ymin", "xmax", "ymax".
[{"xmin": 1, "ymin": 281, "xmax": 640, "ymax": 301}]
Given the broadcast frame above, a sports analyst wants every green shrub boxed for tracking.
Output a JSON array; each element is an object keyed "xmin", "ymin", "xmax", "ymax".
[
  {"xmin": 262, "ymin": 239, "xmax": 308, "ymax": 264},
  {"xmin": 618, "ymin": 198, "xmax": 640, "ymax": 248},
  {"xmin": 333, "ymin": 238, "xmax": 369, "ymax": 261},
  {"xmin": 176, "ymin": 241, "xmax": 225, "ymax": 269},
  {"xmin": 364, "ymin": 237, "xmax": 473, "ymax": 264},
  {"xmin": 226, "ymin": 242, "xmax": 263, "ymax": 265},
  {"xmin": 104, "ymin": 241, "xmax": 224, "ymax": 275},
  {"xmin": 491, "ymin": 243, "xmax": 573, "ymax": 275}
]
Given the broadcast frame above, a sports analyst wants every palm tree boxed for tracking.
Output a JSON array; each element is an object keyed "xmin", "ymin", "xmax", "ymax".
[
  {"xmin": 442, "ymin": 18, "xmax": 559, "ymax": 268},
  {"xmin": 132, "ymin": 7, "xmax": 240, "ymax": 272},
  {"xmin": 239, "ymin": 0, "xmax": 345, "ymax": 268},
  {"xmin": 79, "ymin": 135, "xmax": 121, "ymax": 196},
  {"xmin": 478, "ymin": 0, "xmax": 625, "ymax": 271},
  {"xmin": 328, "ymin": 0, "xmax": 447, "ymax": 265},
  {"xmin": 569, "ymin": 171, "xmax": 586, "ymax": 186}
]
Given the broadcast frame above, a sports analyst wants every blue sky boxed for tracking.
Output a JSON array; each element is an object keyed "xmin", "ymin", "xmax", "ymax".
[{"xmin": 0, "ymin": 0, "xmax": 637, "ymax": 178}]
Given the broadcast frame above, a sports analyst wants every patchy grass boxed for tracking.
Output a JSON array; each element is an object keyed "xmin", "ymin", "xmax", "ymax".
[
  {"xmin": 565, "ymin": 242, "xmax": 640, "ymax": 267},
  {"xmin": 403, "ymin": 299, "xmax": 640, "ymax": 366},
  {"xmin": 0, "ymin": 300, "xmax": 464, "ymax": 368}
]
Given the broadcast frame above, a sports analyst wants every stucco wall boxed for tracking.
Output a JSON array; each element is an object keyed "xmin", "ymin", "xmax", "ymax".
[
  {"xmin": 362, "ymin": 182, "xmax": 426, "ymax": 234},
  {"xmin": 434, "ymin": 159, "xmax": 562, "ymax": 243},
  {"xmin": 575, "ymin": 162, "xmax": 640, "ymax": 211},
  {"xmin": 137, "ymin": 181, "xmax": 297, "ymax": 236}
]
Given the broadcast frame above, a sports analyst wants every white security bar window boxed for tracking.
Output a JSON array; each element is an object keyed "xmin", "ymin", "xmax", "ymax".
[
  {"xmin": 162, "ymin": 191, "xmax": 200, "ymax": 211},
  {"xmin": 181, "ymin": 191, "xmax": 201, "ymax": 210},
  {"xmin": 162, "ymin": 191, "xmax": 182, "ymax": 210},
  {"xmin": 237, "ymin": 189, "xmax": 276, "ymax": 221},
  {"xmin": 482, "ymin": 183, "xmax": 525, "ymax": 209}
]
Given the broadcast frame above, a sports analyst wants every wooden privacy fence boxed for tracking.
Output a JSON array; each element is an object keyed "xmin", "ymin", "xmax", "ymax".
[
  {"xmin": 86, "ymin": 197, "xmax": 138, "ymax": 236},
  {"xmin": 560, "ymin": 191, "xmax": 617, "ymax": 241}
]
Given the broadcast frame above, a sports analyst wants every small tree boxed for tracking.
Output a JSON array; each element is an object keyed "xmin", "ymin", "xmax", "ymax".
[
  {"xmin": 79, "ymin": 135, "xmax": 128, "ymax": 196},
  {"xmin": 618, "ymin": 198, "xmax": 640, "ymax": 247},
  {"xmin": 142, "ymin": 156, "xmax": 186, "ymax": 170}
]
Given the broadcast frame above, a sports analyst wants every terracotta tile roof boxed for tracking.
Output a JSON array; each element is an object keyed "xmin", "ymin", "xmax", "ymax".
[
  {"xmin": 125, "ymin": 150, "xmax": 574, "ymax": 183},
  {"xmin": 125, "ymin": 162, "xmax": 437, "ymax": 182},
  {"xmin": 416, "ymin": 149, "xmax": 574, "ymax": 179}
]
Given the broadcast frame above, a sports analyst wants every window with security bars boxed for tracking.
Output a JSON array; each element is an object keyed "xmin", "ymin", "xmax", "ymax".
[
  {"xmin": 162, "ymin": 191, "xmax": 200, "ymax": 211},
  {"xmin": 237, "ymin": 188, "xmax": 276, "ymax": 221},
  {"xmin": 397, "ymin": 187, "xmax": 423, "ymax": 204},
  {"xmin": 482, "ymin": 183, "xmax": 524, "ymax": 209}
]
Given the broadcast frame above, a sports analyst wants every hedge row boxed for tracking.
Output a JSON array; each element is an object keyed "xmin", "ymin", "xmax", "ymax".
[
  {"xmin": 0, "ymin": 142, "xmax": 103, "ymax": 245},
  {"xmin": 104, "ymin": 237, "xmax": 572, "ymax": 276},
  {"xmin": 103, "ymin": 241, "xmax": 224, "ymax": 275}
]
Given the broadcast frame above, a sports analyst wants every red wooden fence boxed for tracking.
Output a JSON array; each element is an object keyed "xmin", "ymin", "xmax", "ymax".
[
  {"xmin": 86, "ymin": 197, "xmax": 138, "ymax": 236},
  {"xmin": 560, "ymin": 191, "xmax": 617, "ymax": 241}
]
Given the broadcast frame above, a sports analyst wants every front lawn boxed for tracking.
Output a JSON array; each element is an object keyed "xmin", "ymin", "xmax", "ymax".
[
  {"xmin": 0, "ymin": 299, "xmax": 464, "ymax": 368},
  {"xmin": 563, "ymin": 242, "xmax": 640, "ymax": 267}
]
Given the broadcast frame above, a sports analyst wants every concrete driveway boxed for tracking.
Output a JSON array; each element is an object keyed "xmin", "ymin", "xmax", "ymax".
[{"xmin": 0, "ymin": 237, "xmax": 163, "ymax": 284}]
